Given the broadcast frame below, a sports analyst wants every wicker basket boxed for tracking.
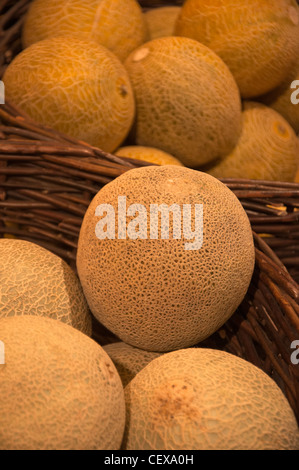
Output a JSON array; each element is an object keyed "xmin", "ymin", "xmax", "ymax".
[{"xmin": 0, "ymin": 0, "xmax": 299, "ymax": 425}]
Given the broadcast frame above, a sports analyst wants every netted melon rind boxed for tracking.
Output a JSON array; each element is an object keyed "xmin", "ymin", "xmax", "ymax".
[
  {"xmin": 77, "ymin": 165, "xmax": 255, "ymax": 352},
  {"xmin": 103, "ymin": 342, "xmax": 162, "ymax": 387},
  {"xmin": 207, "ymin": 102, "xmax": 299, "ymax": 181},
  {"xmin": 124, "ymin": 348, "xmax": 299, "ymax": 450},
  {"xmin": 3, "ymin": 36, "xmax": 135, "ymax": 153},
  {"xmin": 22, "ymin": 0, "xmax": 148, "ymax": 61},
  {"xmin": 124, "ymin": 36, "xmax": 242, "ymax": 167},
  {"xmin": 115, "ymin": 146, "xmax": 184, "ymax": 166},
  {"xmin": 0, "ymin": 315, "xmax": 125, "ymax": 450},
  {"xmin": 0, "ymin": 239, "xmax": 92, "ymax": 336},
  {"xmin": 144, "ymin": 6, "xmax": 181, "ymax": 40},
  {"xmin": 175, "ymin": 0, "xmax": 299, "ymax": 98}
]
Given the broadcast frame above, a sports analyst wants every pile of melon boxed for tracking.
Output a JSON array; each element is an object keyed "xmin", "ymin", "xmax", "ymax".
[
  {"xmin": 0, "ymin": 0, "xmax": 299, "ymax": 451},
  {"xmin": 3, "ymin": 0, "xmax": 299, "ymax": 178}
]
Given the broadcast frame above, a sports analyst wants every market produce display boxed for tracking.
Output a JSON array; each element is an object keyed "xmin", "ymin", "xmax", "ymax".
[{"xmin": 0, "ymin": 0, "xmax": 298, "ymax": 452}]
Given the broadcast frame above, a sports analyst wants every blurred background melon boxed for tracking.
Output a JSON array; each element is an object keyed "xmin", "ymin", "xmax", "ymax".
[
  {"xmin": 103, "ymin": 342, "xmax": 162, "ymax": 387},
  {"xmin": 3, "ymin": 36, "xmax": 135, "ymax": 153},
  {"xmin": 259, "ymin": 63, "xmax": 299, "ymax": 134},
  {"xmin": 205, "ymin": 102, "xmax": 299, "ymax": 182},
  {"xmin": 175, "ymin": 0, "xmax": 299, "ymax": 98},
  {"xmin": 22, "ymin": 0, "xmax": 148, "ymax": 61},
  {"xmin": 124, "ymin": 36, "xmax": 242, "ymax": 167},
  {"xmin": 115, "ymin": 146, "xmax": 183, "ymax": 166},
  {"xmin": 144, "ymin": 6, "xmax": 181, "ymax": 40}
]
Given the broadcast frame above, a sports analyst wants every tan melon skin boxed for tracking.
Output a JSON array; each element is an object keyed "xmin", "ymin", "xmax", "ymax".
[
  {"xmin": 115, "ymin": 145, "xmax": 184, "ymax": 166},
  {"xmin": 77, "ymin": 165, "xmax": 255, "ymax": 352},
  {"xmin": 175, "ymin": 0, "xmax": 299, "ymax": 99},
  {"xmin": 206, "ymin": 102, "xmax": 299, "ymax": 182},
  {"xmin": 22, "ymin": 0, "xmax": 148, "ymax": 62},
  {"xmin": 124, "ymin": 36, "xmax": 242, "ymax": 167},
  {"xmin": 0, "ymin": 239, "xmax": 91, "ymax": 336},
  {"xmin": 259, "ymin": 64, "xmax": 299, "ymax": 134},
  {"xmin": 0, "ymin": 315, "xmax": 125, "ymax": 450},
  {"xmin": 3, "ymin": 36, "xmax": 135, "ymax": 153},
  {"xmin": 144, "ymin": 7, "xmax": 181, "ymax": 40},
  {"xmin": 123, "ymin": 348, "xmax": 299, "ymax": 450},
  {"xmin": 103, "ymin": 342, "xmax": 162, "ymax": 387}
]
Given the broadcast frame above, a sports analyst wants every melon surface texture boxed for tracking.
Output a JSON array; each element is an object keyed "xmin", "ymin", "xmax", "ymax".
[
  {"xmin": 123, "ymin": 348, "xmax": 299, "ymax": 450},
  {"xmin": 0, "ymin": 316, "xmax": 125, "ymax": 450},
  {"xmin": 206, "ymin": 102, "xmax": 298, "ymax": 182},
  {"xmin": 22, "ymin": 0, "xmax": 148, "ymax": 61},
  {"xmin": 77, "ymin": 165, "xmax": 255, "ymax": 352},
  {"xmin": 115, "ymin": 146, "xmax": 183, "ymax": 166},
  {"xmin": 259, "ymin": 64, "xmax": 299, "ymax": 134},
  {"xmin": 3, "ymin": 36, "xmax": 135, "ymax": 153},
  {"xmin": 175, "ymin": 0, "xmax": 299, "ymax": 98},
  {"xmin": 144, "ymin": 6, "xmax": 181, "ymax": 40},
  {"xmin": 103, "ymin": 342, "xmax": 162, "ymax": 387},
  {"xmin": 124, "ymin": 36, "xmax": 242, "ymax": 167},
  {"xmin": 0, "ymin": 239, "xmax": 91, "ymax": 335}
]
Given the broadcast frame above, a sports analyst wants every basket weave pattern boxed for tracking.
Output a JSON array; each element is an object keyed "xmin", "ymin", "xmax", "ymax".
[{"xmin": 0, "ymin": 0, "xmax": 298, "ymax": 424}]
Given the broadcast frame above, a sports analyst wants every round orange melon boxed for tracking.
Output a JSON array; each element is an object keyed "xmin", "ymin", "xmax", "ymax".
[
  {"xmin": 259, "ymin": 64, "xmax": 299, "ymax": 134},
  {"xmin": 124, "ymin": 36, "xmax": 242, "ymax": 167},
  {"xmin": 0, "ymin": 315, "xmax": 125, "ymax": 450},
  {"xmin": 22, "ymin": 0, "xmax": 148, "ymax": 61},
  {"xmin": 123, "ymin": 348, "xmax": 299, "ymax": 450},
  {"xmin": 206, "ymin": 102, "xmax": 298, "ymax": 182},
  {"xmin": 175, "ymin": 0, "xmax": 299, "ymax": 98},
  {"xmin": 0, "ymin": 239, "xmax": 91, "ymax": 335},
  {"xmin": 76, "ymin": 165, "xmax": 255, "ymax": 352},
  {"xmin": 3, "ymin": 36, "xmax": 135, "ymax": 153},
  {"xmin": 115, "ymin": 146, "xmax": 183, "ymax": 166}
]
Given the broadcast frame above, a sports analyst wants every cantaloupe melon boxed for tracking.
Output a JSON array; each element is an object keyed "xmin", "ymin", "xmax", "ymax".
[
  {"xmin": 175, "ymin": 0, "xmax": 299, "ymax": 98},
  {"xmin": 0, "ymin": 239, "xmax": 91, "ymax": 335},
  {"xmin": 259, "ymin": 64, "xmax": 299, "ymax": 134},
  {"xmin": 3, "ymin": 36, "xmax": 135, "ymax": 153},
  {"xmin": 144, "ymin": 7, "xmax": 181, "ymax": 40},
  {"xmin": 76, "ymin": 165, "xmax": 255, "ymax": 352},
  {"xmin": 206, "ymin": 102, "xmax": 298, "ymax": 182},
  {"xmin": 123, "ymin": 348, "xmax": 299, "ymax": 450},
  {"xmin": 22, "ymin": 0, "xmax": 148, "ymax": 61},
  {"xmin": 115, "ymin": 146, "xmax": 183, "ymax": 166},
  {"xmin": 103, "ymin": 342, "xmax": 162, "ymax": 387},
  {"xmin": 0, "ymin": 315, "xmax": 125, "ymax": 450},
  {"xmin": 124, "ymin": 36, "xmax": 242, "ymax": 167}
]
